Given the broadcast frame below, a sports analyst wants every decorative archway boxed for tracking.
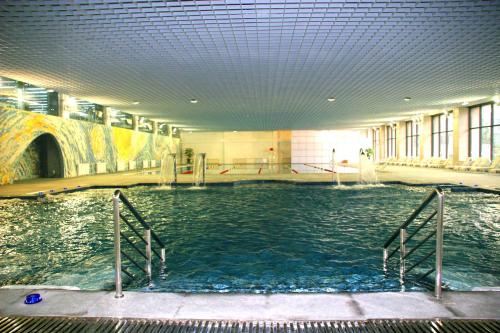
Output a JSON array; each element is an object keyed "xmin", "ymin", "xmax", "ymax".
[{"xmin": 17, "ymin": 133, "xmax": 65, "ymax": 179}]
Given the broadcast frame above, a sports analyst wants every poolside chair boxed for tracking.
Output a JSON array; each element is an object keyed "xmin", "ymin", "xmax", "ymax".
[
  {"xmin": 469, "ymin": 157, "xmax": 492, "ymax": 172},
  {"xmin": 454, "ymin": 157, "xmax": 475, "ymax": 171},
  {"xmin": 418, "ymin": 158, "xmax": 429, "ymax": 167},
  {"xmin": 488, "ymin": 157, "xmax": 500, "ymax": 173},
  {"xmin": 443, "ymin": 158, "xmax": 454, "ymax": 169}
]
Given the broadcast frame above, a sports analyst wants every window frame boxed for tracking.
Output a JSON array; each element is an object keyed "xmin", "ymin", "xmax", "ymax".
[
  {"xmin": 431, "ymin": 111, "xmax": 453, "ymax": 158},
  {"xmin": 386, "ymin": 125, "xmax": 397, "ymax": 158},
  {"xmin": 468, "ymin": 102, "xmax": 498, "ymax": 160},
  {"xmin": 405, "ymin": 120, "xmax": 420, "ymax": 157}
]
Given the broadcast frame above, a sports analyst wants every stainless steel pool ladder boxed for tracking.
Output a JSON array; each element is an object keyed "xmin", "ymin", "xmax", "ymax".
[
  {"xmin": 383, "ymin": 187, "xmax": 444, "ymax": 298},
  {"xmin": 112, "ymin": 189, "xmax": 166, "ymax": 298}
]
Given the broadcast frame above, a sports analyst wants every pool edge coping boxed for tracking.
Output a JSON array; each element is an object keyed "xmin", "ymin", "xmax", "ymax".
[
  {"xmin": 0, "ymin": 289, "xmax": 499, "ymax": 321},
  {"xmin": 0, "ymin": 180, "xmax": 498, "ymax": 200}
]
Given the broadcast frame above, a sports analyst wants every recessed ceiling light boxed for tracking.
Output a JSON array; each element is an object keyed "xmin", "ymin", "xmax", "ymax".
[
  {"xmin": 190, "ymin": 99, "xmax": 198, "ymax": 104},
  {"xmin": 47, "ymin": 89, "xmax": 54, "ymax": 93},
  {"xmin": 233, "ymin": 130, "xmax": 238, "ymax": 132},
  {"xmin": 327, "ymin": 97, "xmax": 336, "ymax": 102},
  {"xmin": 404, "ymin": 97, "xmax": 411, "ymax": 102},
  {"xmin": 132, "ymin": 101, "xmax": 140, "ymax": 105}
]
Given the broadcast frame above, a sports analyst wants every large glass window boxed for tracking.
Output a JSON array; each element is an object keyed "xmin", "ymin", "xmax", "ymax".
[
  {"xmin": 138, "ymin": 116, "xmax": 153, "ymax": 133},
  {"xmin": 172, "ymin": 127, "xmax": 181, "ymax": 138},
  {"xmin": 386, "ymin": 125, "xmax": 396, "ymax": 157},
  {"xmin": 405, "ymin": 121, "xmax": 420, "ymax": 157},
  {"xmin": 157, "ymin": 122, "xmax": 169, "ymax": 136},
  {"xmin": 431, "ymin": 112, "xmax": 453, "ymax": 158},
  {"xmin": 469, "ymin": 102, "xmax": 500, "ymax": 160},
  {"xmin": 0, "ymin": 76, "xmax": 58, "ymax": 115},
  {"xmin": 110, "ymin": 108, "xmax": 133, "ymax": 129},
  {"xmin": 68, "ymin": 99, "xmax": 104, "ymax": 124}
]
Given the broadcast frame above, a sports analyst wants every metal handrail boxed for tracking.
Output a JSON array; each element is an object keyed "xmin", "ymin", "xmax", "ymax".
[
  {"xmin": 112, "ymin": 189, "xmax": 166, "ymax": 298},
  {"xmin": 383, "ymin": 187, "xmax": 444, "ymax": 299}
]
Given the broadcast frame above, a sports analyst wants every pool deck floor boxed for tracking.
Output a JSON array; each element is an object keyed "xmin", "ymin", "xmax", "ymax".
[
  {"xmin": 0, "ymin": 165, "xmax": 499, "ymax": 198},
  {"xmin": 1, "ymin": 166, "xmax": 498, "ymax": 322},
  {"xmin": 1, "ymin": 288, "xmax": 499, "ymax": 321}
]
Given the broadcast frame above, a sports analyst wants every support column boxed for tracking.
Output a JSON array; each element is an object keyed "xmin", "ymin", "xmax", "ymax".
[
  {"xmin": 103, "ymin": 107, "xmax": 112, "ymax": 126},
  {"xmin": 152, "ymin": 121, "xmax": 158, "ymax": 134},
  {"xmin": 397, "ymin": 121, "xmax": 406, "ymax": 158},
  {"xmin": 421, "ymin": 115, "xmax": 432, "ymax": 158},
  {"xmin": 132, "ymin": 115, "xmax": 139, "ymax": 131},
  {"xmin": 456, "ymin": 107, "xmax": 469, "ymax": 163}
]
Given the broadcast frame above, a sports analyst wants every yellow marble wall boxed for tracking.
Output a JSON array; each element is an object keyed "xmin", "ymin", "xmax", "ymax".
[{"xmin": 0, "ymin": 106, "xmax": 176, "ymax": 185}]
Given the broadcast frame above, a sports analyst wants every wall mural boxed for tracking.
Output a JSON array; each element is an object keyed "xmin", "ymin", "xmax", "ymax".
[{"xmin": 0, "ymin": 107, "xmax": 177, "ymax": 185}]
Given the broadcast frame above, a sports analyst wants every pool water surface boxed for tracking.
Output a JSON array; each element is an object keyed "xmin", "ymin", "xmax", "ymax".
[{"xmin": 0, "ymin": 184, "xmax": 498, "ymax": 293}]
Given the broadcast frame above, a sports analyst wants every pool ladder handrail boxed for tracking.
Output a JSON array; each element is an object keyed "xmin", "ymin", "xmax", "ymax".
[
  {"xmin": 112, "ymin": 189, "xmax": 165, "ymax": 298},
  {"xmin": 383, "ymin": 187, "xmax": 444, "ymax": 299}
]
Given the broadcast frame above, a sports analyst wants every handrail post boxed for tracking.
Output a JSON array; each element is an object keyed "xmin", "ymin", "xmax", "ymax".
[
  {"xmin": 112, "ymin": 192, "xmax": 124, "ymax": 298},
  {"xmin": 435, "ymin": 189, "xmax": 445, "ymax": 299},
  {"xmin": 145, "ymin": 229, "xmax": 152, "ymax": 283},
  {"xmin": 399, "ymin": 228, "xmax": 406, "ymax": 283},
  {"xmin": 383, "ymin": 248, "xmax": 388, "ymax": 274},
  {"xmin": 172, "ymin": 153, "xmax": 177, "ymax": 183},
  {"xmin": 201, "ymin": 153, "xmax": 206, "ymax": 185},
  {"xmin": 161, "ymin": 248, "xmax": 166, "ymax": 263}
]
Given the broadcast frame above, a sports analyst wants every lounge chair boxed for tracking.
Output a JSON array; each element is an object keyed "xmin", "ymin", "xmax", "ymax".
[
  {"xmin": 469, "ymin": 157, "xmax": 492, "ymax": 172},
  {"xmin": 454, "ymin": 158, "xmax": 473, "ymax": 171},
  {"xmin": 489, "ymin": 157, "xmax": 500, "ymax": 173}
]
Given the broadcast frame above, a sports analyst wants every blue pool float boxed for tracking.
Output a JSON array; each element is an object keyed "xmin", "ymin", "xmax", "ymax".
[{"xmin": 24, "ymin": 293, "xmax": 42, "ymax": 304}]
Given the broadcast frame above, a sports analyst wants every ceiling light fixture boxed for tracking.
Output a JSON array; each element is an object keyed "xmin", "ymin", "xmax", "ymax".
[
  {"xmin": 132, "ymin": 101, "xmax": 140, "ymax": 105},
  {"xmin": 462, "ymin": 101, "xmax": 469, "ymax": 106},
  {"xmin": 190, "ymin": 99, "xmax": 198, "ymax": 104},
  {"xmin": 404, "ymin": 97, "xmax": 411, "ymax": 102},
  {"xmin": 47, "ymin": 89, "xmax": 54, "ymax": 93},
  {"xmin": 327, "ymin": 97, "xmax": 336, "ymax": 102},
  {"xmin": 493, "ymin": 96, "xmax": 500, "ymax": 104}
]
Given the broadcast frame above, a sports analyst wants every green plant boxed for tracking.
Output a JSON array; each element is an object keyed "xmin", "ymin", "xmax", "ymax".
[
  {"xmin": 365, "ymin": 148, "xmax": 374, "ymax": 159},
  {"xmin": 184, "ymin": 148, "xmax": 194, "ymax": 164}
]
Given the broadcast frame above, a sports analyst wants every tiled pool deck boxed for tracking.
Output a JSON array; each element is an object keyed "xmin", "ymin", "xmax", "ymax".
[
  {"xmin": 0, "ymin": 166, "xmax": 498, "ymax": 321},
  {"xmin": 0, "ymin": 165, "xmax": 499, "ymax": 198},
  {"xmin": 1, "ymin": 288, "xmax": 499, "ymax": 321}
]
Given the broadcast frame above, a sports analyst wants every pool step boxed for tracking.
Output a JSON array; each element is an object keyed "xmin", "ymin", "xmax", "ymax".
[{"xmin": 0, "ymin": 317, "xmax": 498, "ymax": 333}]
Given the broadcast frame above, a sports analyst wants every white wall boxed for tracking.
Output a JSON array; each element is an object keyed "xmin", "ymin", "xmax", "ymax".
[
  {"xmin": 180, "ymin": 131, "xmax": 289, "ymax": 165},
  {"xmin": 291, "ymin": 130, "xmax": 370, "ymax": 172}
]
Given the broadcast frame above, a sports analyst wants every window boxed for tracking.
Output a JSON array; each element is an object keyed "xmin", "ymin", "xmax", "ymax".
[
  {"xmin": 469, "ymin": 102, "xmax": 500, "ymax": 160},
  {"xmin": 110, "ymin": 108, "xmax": 133, "ymax": 129},
  {"xmin": 138, "ymin": 116, "xmax": 153, "ymax": 133},
  {"xmin": 69, "ymin": 100, "xmax": 104, "ymax": 124},
  {"xmin": 171, "ymin": 127, "xmax": 181, "ymax": 138},
  {"xmin": 157, "ymin": 122, "xmax": 169, "ymax": 136},
  {"xmin": 386, "ymin": 125, "xmax": 396, "ymax": 157},
  {"xmin": 0, "ymin": 76, "xmax": 58, "ymax": 115},
  {"xmin": 431, "ymin": 112, "xmax": 453, "ymax": 158},
  {"xmin": 372, "ymin": 128, "xmax": 380, "ymax": 161},
  {"xmin": 405, "ymin": 121, "xmax": 420, "ymax": 157}
]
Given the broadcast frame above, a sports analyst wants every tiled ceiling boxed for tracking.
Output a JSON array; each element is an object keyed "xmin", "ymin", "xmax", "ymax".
[{"xmin": 0, "ymin": 1, "xmax": 499, "ymax": 131}]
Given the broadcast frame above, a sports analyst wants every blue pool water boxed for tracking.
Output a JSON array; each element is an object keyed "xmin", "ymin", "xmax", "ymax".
[{"xmin": 0, "ymin": 184, "xmax": 498, "ymax": 293}]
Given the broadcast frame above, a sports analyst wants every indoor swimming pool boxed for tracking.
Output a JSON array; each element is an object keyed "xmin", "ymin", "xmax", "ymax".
[{"xmin": 0, "ymin": 184, "xmax": 498, "ymax": 293}]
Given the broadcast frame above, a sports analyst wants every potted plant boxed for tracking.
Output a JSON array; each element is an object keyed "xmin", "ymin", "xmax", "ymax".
[
  {"xmin": 184, "ymin": 148, "xmax": 194, "ymax": 166},
  {"xmin": 365, "ymin": 148, "xmax": 374, "ymax": 160}
]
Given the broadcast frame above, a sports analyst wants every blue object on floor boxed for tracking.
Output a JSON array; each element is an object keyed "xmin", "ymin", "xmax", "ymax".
[{"xmin": 24, "ymin": 293, "xmax": 42, "ymax": 304}]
